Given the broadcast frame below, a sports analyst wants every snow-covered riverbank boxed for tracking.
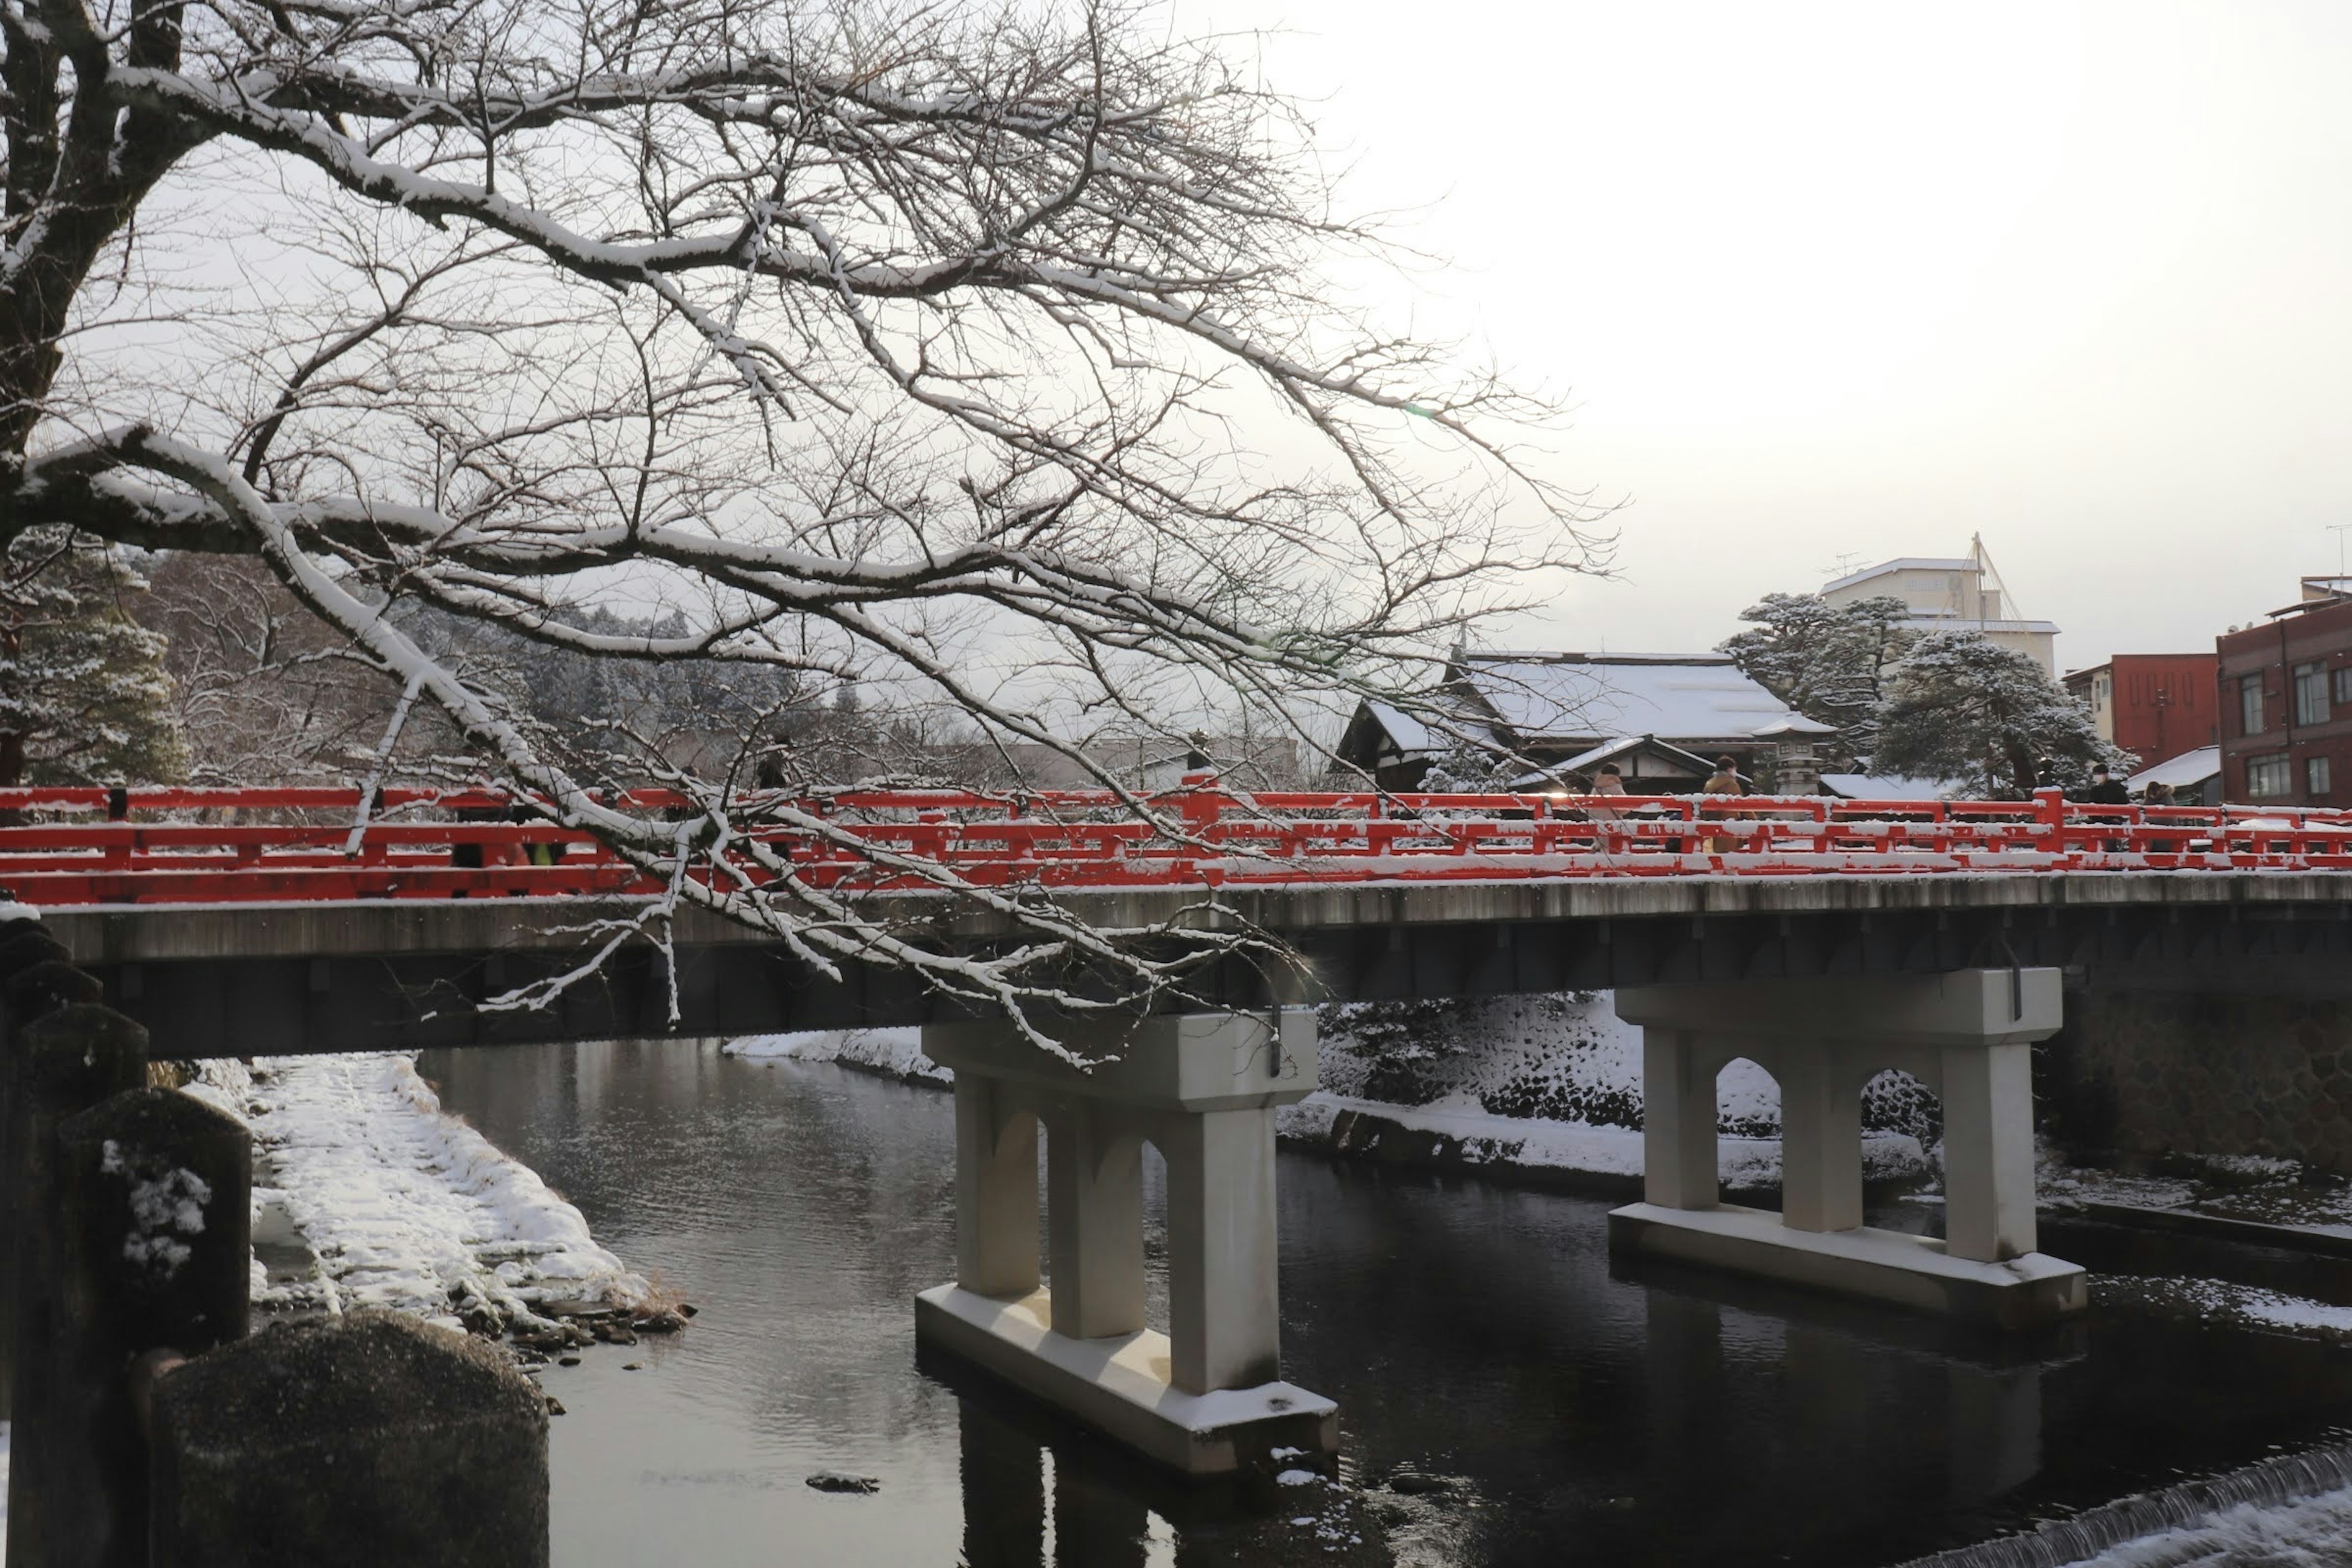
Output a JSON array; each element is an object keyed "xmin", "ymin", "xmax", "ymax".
[
  {"xmin": 725, "ymin": 1028, "xmax": 944, "ymax": 1084},
  {"xmin": 184, "ymin": 1054, "xmax": 654, "ymax": 1334},
  {"xmin": 720, "ymin": 995, "xmax": 1939, "ymax": 1194}
]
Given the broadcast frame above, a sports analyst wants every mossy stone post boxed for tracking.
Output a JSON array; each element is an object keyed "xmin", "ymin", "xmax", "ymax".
[
  {"xmin": 49, "ymin": 1088, "xmax": 251, "ymax": 1568},
  {"xmin": 6, "ymin": 1005, "xmax": 149, "ymax": 1568},
  {"xmin": 1, "ymin": 957, "xmax": 105, "ymax": 1296},
  {"xmin": 0, "ymin": 923, "xmax": 72, "ymax": 1414},
  {"xmin": 149, "ymin": 1312, "xmax": 551, "ymax": 1568}
]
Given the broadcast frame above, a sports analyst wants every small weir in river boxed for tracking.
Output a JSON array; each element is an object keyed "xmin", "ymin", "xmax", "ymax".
[{"xmin": 410, "ymin": 1038, "xmax": 2352, "ymax": 1567}]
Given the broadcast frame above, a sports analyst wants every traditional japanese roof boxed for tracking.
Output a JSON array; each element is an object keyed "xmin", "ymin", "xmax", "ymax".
[
  {"xmin": 1504, "ymin": 735, "xmax": 1722, "ymax": 790},
  {"xmin": 1450, "ymin": 653, "xmax": 1833, "ymax": 747}
]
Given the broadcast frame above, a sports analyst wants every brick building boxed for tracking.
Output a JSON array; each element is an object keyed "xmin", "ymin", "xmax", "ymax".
[
  {"xmin": 2062, "ymin": 654, "xmax": 2218, "ymax": 768},
  {"xmin": 2217, "ymin": 582, "xmax": 2352, "ymax": 806}
]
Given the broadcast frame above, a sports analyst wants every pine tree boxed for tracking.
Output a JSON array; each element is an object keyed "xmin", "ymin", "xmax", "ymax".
[
  {"xmin": 0, "ymin": 529, "xmax": 188, "ymax": 786},
  {"xmin": 1420, "ymin": 742, "xmax": 1518, "ymax": 792},
  {"xmin": 1874, "ymin": 632, "xmax": 2125, "ymax": 798},
  {"xmin": 1719, "ymin": 593, "xmax": 1918, "ymax": 769}
]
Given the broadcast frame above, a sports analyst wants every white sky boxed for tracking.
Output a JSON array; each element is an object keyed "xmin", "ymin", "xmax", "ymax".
[{"xmin": 1198, "ymin": 0, "xmax": 2352, "ymax": 671}]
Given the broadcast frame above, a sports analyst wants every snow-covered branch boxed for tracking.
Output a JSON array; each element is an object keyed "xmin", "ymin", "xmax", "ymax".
[{"xmin": 0, "ymin": 0, "xmax": 1605, "ymax": 1039}]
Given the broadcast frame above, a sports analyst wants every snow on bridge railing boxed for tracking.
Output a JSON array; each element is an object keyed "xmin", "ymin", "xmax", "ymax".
[{"xmin": 1, "ymin": 778, "xmax": 2350, "ymax": 907}]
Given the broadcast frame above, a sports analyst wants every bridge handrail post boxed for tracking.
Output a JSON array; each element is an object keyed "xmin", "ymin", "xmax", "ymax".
[{"xmin": 2034, "ymin": 786, "xmax": 2067, "ymax": 858}]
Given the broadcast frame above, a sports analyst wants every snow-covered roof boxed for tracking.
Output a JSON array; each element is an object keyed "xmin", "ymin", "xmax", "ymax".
[
  {"xmin": 1822, "ymin": 557, "xmax": 1978, "ymax": 594},
  {"xmin": 1361, "ymin": 699, "xmax": 1442, "ymax": 759},
  {"xmin": 1819, "ymin": 772, "xmax": 1958, "ymax": 801},
  {"xmin": 1898, "ymin": 615, "xmax": 2063, "ymax": 636},
  {"xmin": 1337, "ymin": 696, "xmax": 1506, "ymax": 774},
  {"xmin": 1455, "ymin": 654, "xmax": 1833, "ymax": 745},
  {"xmin": 2127, "ymin": 745, "xmax": 2222, "ymax": 790}
]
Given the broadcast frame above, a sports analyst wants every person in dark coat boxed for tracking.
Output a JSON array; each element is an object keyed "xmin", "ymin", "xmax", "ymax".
[{"xmin": 2083, "ymin": 765, "xmax": 2130, "ymax": 805}]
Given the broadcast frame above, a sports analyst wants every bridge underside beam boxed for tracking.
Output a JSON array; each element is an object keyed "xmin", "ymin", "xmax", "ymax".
[{"xmin": 49, "ymin": 895, "xmax": 2352, "ymax": 1057}]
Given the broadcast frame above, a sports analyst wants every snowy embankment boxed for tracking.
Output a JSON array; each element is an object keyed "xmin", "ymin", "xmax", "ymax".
[
  {"xmin": 184, "ymin": 1054, "xmax": 652, "ymax": 1335},
  {"xmin": 720, "ymin": 997, "xmax": 1936, "ymax": 1193},
  {"xmin": 1290, "ymin": 992, "xmax": 1934, "ymax": 1194},
  {"xmin": 1275, "ymin": 1092, "xmax": 1926, "ymax": 1193},
  {"xmin": 724, "ymin": 1028, "xmax": 946, "ymax": 1085}
]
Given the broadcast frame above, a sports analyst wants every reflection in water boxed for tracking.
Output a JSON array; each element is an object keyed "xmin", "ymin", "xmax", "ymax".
[{"xmin": 419, "ymin": 1040, "xmax": 2352, "ymax": 1567}]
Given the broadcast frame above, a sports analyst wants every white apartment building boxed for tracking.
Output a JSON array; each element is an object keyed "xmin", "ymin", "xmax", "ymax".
[{"xmin": 1819, "ymin": 536, "xmax": 2059, "ymax": 673}]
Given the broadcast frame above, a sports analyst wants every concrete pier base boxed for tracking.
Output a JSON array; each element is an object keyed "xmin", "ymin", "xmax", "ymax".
[
  {"xmin": 917, "ymin": 1011, "xmax": 1335, "ymax": 1475},
  {"xmin": 914, "ymin": 1286, "xmax": 1336, "ymax": 1476},
  {"xmin": 1610, "ymin": 970, "xmax": 2087, "ymax": 1326},
  {"xmin": 1609, "ymin": 1203, "xmax": 2087, "ymax": 1329}
]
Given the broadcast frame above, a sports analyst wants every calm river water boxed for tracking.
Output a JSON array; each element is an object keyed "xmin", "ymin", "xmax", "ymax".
[{"xmin": 420, "ymin": 1039, "xmax": 2352, "ymax": 1568}]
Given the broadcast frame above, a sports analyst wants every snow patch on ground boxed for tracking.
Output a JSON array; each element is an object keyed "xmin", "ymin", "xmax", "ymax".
[
  {"xmin": 189, "ymin": 1055, "xmax": 649, "ymax": 1326},
  {"xmin": 2042, "ymin": 1150, "xmax": 2352, "ymax": 1238},
  {"xmin": 1278, "ymin": 1091, "xmax": 1926, "ymax": 1187},
  {"xmin": 2095, "ymin": 1275, "xmax": 2352, "ymax": 1341},
  {"xmin": 724, "ymin": 1028, "xmax": 947, "ymax": 1085},
  {"xmin": 1314, "ymin": 993, "xmax": 1651, "ymax": 1125},
  {"xmin": 1289, "ymin": 992, "xmax": 1935, "ymax": 1187}
]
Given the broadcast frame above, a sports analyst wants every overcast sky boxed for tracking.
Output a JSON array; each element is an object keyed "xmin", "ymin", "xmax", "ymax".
[{"xmin": 1199, "ymin": 0, "xmax": 2352, "ymax": 671}]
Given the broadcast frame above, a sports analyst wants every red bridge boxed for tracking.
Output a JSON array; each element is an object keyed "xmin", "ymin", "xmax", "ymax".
[{"xmin": 6, "ymin": 782, "xmax": 2351, "ymax": 908}]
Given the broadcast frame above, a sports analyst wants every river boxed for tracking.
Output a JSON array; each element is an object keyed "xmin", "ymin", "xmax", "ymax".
[{"xmin": 419, "ymin": 1038, "xmax": 2352, "ymax": 1567}]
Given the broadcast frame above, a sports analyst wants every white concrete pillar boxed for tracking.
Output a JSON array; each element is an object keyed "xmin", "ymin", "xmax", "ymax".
[
  {"xmin": 1941, "ymin": 1041, "xmax": 2040, "ymax": 1262},
  {"xmin": 1643, "ymin": 1028, "xmax": 1719, "ymax": 1210},
  {"xmin": 1044, "ymin": 1101, "xmax": 1147, "ymax": 1340},
  {"xmin": 1159, "ymin": 1106, "xmax": 1283, "ymax": 1394},
  {"xmin": 1777, "ymin": 1046, "xmax": 1863, "ymax": 1233},
  {"xmin": 954, "ymin": 1074, "xmax": 1039, "ymax": 1299}
]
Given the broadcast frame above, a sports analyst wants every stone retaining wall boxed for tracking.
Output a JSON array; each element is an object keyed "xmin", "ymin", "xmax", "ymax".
[{"xmin": 2043, "ymin": 990, "xmax": 2352, "ymax": 1171}]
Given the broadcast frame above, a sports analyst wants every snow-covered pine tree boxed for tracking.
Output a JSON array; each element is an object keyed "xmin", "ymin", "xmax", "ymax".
[
  {"xmin": 1873, "ymin": 631, "xmax": 2127, "ymax": 797},
  {"xmin": 1719, "ymin": 592, "xmax": 1918, "ymax": 769},
  {"xmin": 1420, "ymin": 739, "xmax": 1520, "ymax": 793},
  {"xmin": 0, "ymin": 528, "xmax": 187, "ymax": 786}
]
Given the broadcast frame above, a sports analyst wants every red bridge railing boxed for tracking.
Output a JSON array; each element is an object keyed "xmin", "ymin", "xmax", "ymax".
[{"xmin": 1, "ymin": 782, "xmax": 2348, "ymax": 908}]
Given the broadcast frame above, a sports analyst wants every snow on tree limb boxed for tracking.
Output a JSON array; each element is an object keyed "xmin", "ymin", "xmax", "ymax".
[{"xmin": 0, "ymin": 0, "xmax": 1602, "ymax": 1041}]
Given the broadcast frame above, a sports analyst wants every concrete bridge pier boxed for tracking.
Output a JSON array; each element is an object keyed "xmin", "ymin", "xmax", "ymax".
[
  {"xmin": 1608, "ymin": 969, "xmax": 2088, "ymax": 1327},
  {"xmin": 915, "ymin": 1010, "xmax": 1337, "ymax": 1475}
]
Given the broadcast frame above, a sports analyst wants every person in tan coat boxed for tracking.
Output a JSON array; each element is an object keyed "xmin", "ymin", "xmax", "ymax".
[{"xmin": 1702, "ymin": 755, "xmax": 1746, "ymax": 853}]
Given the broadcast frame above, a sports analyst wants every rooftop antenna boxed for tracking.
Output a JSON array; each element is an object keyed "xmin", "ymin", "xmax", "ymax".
[
  {"xmin": 1970, "ymin": 533, "xmax": 2022, "ymax": 625},
  {"xmin": 2331, "ymin": 522, "xmax": 2352, "ymax": 579}
]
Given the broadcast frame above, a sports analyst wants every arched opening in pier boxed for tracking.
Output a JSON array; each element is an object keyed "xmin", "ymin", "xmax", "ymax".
[
  {"xmin": 1715, "ymin": 1055, "xmax": 1782, "ymax": 1204},
  {"xmin": 1139, "ymin": 1136, "xmax": 1171, "ymax": 1338}
]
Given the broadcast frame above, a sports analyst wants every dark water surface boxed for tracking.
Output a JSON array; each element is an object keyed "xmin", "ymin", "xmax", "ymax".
[{"xmin": 419, "ymin": 1040, "xmax": 2352, "ymax": 1568}]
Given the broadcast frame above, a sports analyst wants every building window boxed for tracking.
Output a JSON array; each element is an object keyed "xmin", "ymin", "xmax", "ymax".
[
  {"xmin": 2296, "ymin": 662, "xmax": 2331, "ymax": 726},
  {"xmin": 2247, "ymin": 753, "xmax": 2293, "ymax": 799},
  {"xmin": 2241, "ymin": 674, "xmax": 2266, "ymax": 736},
  {"xmin": 2312, "ymin": 756, "xmax": 2335, "ymax": 796},
  {"xmin": 2335, "ymin": 666, "xmax": 2352, "ymax": 707}
]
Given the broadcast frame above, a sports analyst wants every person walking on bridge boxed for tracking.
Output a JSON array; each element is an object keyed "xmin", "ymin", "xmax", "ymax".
[
  {"xmin": 1588, "ymin": 763, "xmax": 1628, "ymax": 827},
  {"xmin": 1702, "ymin": 756, "xmax": 1747, "ymax": 853},
  {"xmin": 2082, "ymin": 765, "xmax": 2130, "ymax": 806}
]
